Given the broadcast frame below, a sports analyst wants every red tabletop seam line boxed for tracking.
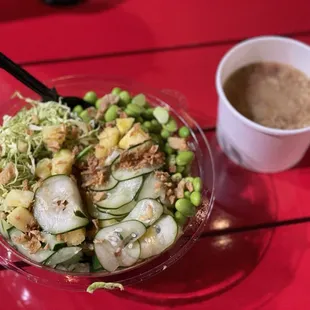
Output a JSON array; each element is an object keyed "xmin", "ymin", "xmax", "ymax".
[{"xmin": 18, "ymin": 30, "xmax": 310, "ymax": 67}]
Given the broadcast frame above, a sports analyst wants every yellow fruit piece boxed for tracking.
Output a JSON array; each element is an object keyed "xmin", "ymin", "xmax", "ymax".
[
  {"xmin": 35, "ymin": 158, "xmax": 52, "ymax": 180},
  {"xmin": 116, "ymin": 118, "xmax": 135, "ymax": 136},
  {"xmin": 61, "ymin": 228, "xmax": 86, "ymax": 246},
  {"xmin": 95, "ymin": 145, "xmax": 109, "ymax": 159},
  {"xmin": 3, "ymin": 190, "xmax": 34, "ymax": 211},
  {"xmin": 98, "ymin": 127, "xmax": 120, "ymax": 149},
  {"xmin": 118, "ymin": 124, "xmax": 150, "ymax": 149},
  {"xmin": 52, "ymin": 149, "xmax": 74, "ymax": 175},
  {"xmin": 42, "ymin": 124, "xmax": 67, "ymax": 152},
  {"xmin": 7, "ymin": 207, "xmax": 36, "ymax": 232}
]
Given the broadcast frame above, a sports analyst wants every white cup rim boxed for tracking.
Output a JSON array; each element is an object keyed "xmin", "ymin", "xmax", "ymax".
[{"xmin": 215, "ymin": 35, "xmax": 310, "ymax": 136}]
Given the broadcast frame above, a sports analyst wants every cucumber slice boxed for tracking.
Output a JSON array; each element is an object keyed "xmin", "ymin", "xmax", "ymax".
[
  {"xmin": 9, "ymin": 228, "xmax": 54, "ymax": 263},
  {"xmin": 87, "ymin": 201, "xmax": 124, "ymax": 220},
  {"xmin": 118, "ymin": 241, "xmax": 140, "ymax": 267},
  {"xmin": 139, "ymin": 215, "xmax": 178, "ymax": 259},
  {"xmin": 41, "ymin": 232, "xmax": 66, "ymax": 251},
  {"xmin": 94, "ymin": 220, "xmax": 146, "ymax": 272},
  {"xmin": 97, "ymin": 200, "xmax": 136, "ymax": 216},
  {"xmin": 123, "ymin": 199, "xmax": 163, "ymax": 226},
  {"xmin": 89, "ymin": 176, "xmax": 118, "ymax": 192},
  {"xmin": 104, "ymin": 149, "xmax": 122, "ymax": 166},
  {"xmin": 33, "ymin": 175, "xmax": 89, "ymax": 234},
  {"xmin": 45, "ymin": 246, "xmax": 82, "ymax": 266},
  {"xmin": 96, "ymin": 177, "xmax": 143, "ymax": 209},
  {"xmin": 111, "ymin": 141, "xmax": 164, "ymax": 181},
  {"xmin": 137, "ymin": 173, "xmax": 163, "ymax": 201},
  {"xmin": 0, "ymin": 219, "xmax": 12, "ymax": 239},
  {"xmin": 57, "ymin": 262, "xmax": 90, "ymax": 273}
]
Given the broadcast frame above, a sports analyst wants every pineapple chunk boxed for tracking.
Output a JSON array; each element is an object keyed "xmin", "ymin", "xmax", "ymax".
[
  {"xmin": 52, "ymin": 149, "xmax": 74, "ymax": 175},
  {"xmin": 61, "ymin": 228, "xmax": 86, "ymax": 246},
  {"xmin": 35, "ymin": 158, "xmax": 52, "ymax": 180},
  {"xmin": 98, "ymin": 127, "xmax": 120, "ymax": 149},
  {"xmin": 116, "ymin": 118, "xmax": 135, "ymax": 136},
  {"xmin": 95, "ymin": 145, "xmax": 109, "ymax": 159},
  {"xmin": 118, "ymin": 124, "xmax": 150, "ymax": 149},
  {"xmin": 42, "ymin": 124, "xmax": 67, "ymax": 152},
  {"xmin": 3, "ymin": 190, "xmax": 34, "ymax": 211},
  {"xmin": 7, "ymin": 207, "xmax": 36, "ymax": 232}
]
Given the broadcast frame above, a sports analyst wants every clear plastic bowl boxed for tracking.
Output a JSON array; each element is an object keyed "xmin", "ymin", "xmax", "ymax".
[{"xmin": 0, "ymin": 76, "xmax": 215, "ymax": 291}]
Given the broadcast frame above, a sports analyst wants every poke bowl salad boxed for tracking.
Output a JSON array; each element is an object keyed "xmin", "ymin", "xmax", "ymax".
[{"xmin": 0, "ymin": 87, "xmax": 206, "ymax": 276}]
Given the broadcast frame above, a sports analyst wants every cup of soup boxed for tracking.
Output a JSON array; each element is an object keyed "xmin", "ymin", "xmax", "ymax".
[{"xmin": 215, "ymin": 36, "xmax": 310, "ymax": 173}]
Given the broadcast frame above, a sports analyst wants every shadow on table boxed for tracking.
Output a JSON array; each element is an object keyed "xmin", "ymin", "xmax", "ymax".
[{"xmin": 0, "ymin": 0, "xmax": 125, "ymax": 23}]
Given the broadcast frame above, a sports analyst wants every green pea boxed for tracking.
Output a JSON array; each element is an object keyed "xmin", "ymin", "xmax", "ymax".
[
  {"xmin": 73, "ymin": 105, "xmax": 83, "ymax": 115},
  {"xmin": 142, "ymin": 108, "xmax": 154, "ymax": 120},
  {"xmin": 95, "ymin": 98, "xmax": 102, "ymax": 110},
  {"xmin": 176, "ymin": 165, "xmax": 185, "ymax": 173},
  {"xmin": 136, "ymin": 116, "xmax": 144, "ymax": 124},
  {"xmin": 83, "ymin": 91, "xmax": 97, "ymax": 104},
  {"xmin": 141, "ymin": 125, "xmax": 149, "ymax": 133},
  {"xmin": 193, "ymin": 177, "xmax": 202, "ymax": 192},
  {"xmin": 143, "ymin": 121, "xmax": 152, "ymax": 130},
  {"xmin": 160, "ymin": 129, "xmax": 170, "ymax": 140},
  {"xmin": 175, "ymin": 211, "xmax": 187, "ymax": 226},
  {"xmin": 184, "ymin": 191, "xmax": 191, "ymax": 199},
  {"xmin": 176, "ymin": 151, "xmax": 194, "ymax": 166},
  {"xmin": 164, "ymin": 144, "xmax": 174, "ymax": 155},
  {"xmin": 80, "ymin": 110, "xmax": 91, "ymax": 122},
  {"xmin": 127, "ymin": 103, "xmax": 144, "ymax": 115},
  {"xmin": 111, "ymin": 87, "xmax": 122, "ymax": 95},
  {"xmin": 153, "ymin": 107, "xmax": 169, "ymax": 124},
  {"xmin": 104, "ymin": 105, "xmax": 118, "ymax": 122},
  {"xmin": 178, "ymin": 126, "xmax": 190, "ymax": 138},
  {"xmin": 149, "ymin": 119, "xmax": 160, "ymax": 133},
  {"xmin": 190, "ymin": 191, "xmax": 202, "ymax": 207},
  {"xmin": 119, "ymin": 90, "xmax": 131, "ymax": 105},
  {"xmin": 171, "ymin": 173, "xmax": 182, "ymax": 182},
  {"xmin": 132, "ymin": 93, "xmax": 146, "ymax": 107},
  {"xmin": 175, "ymin": 198, "xmax": 195, "ymax": 217},
  {"xmin": 164, "ymin": 118, "xmax": 178, "ymax": 133},
  {"xmin": 185, "ymin": 177, "xmax": 194, "ymax": 183},
  {"xmin": 124, "ymin": 107, "xmax": 136, "ymax": 117}
]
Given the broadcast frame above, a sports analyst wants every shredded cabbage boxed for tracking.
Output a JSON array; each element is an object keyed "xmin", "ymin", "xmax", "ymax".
[{"xmin": 0, "ymin": 93, "xmax": 86, "ymax": 198}]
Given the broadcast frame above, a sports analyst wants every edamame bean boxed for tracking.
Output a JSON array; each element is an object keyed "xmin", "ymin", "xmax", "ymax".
[
  {"xmin": 175, "ymin": 198, "xmax": 195, "ymax": 217},
  {"xmin": 178, "ymin": 126, "xmax": 190, "ymax": 138},
  {"xmin": 185, "ymin": 177, "xmax": 194, "ymax": 183},
  {"xmin": 176, "ymin": 165, "xmax": 185, "ymax": 173},
  {"xmin": 167, "ymin": 154, "xmax": 176, "ymax": 166},
  {"xmin": 73, "ymin": 105, "xmax": 83, "ymax": 115},
  {"xmin": 164, "ymin": 144, "xmax": 174, "ymax": 155},
  {"xmin": 175, "ymin": 211, "xmax": 187, "ymax": 226},
  {"xmin": 150, "ymin": 134, "xmax": 162, "ymax": 146},
  {"xmin": 136, "ymin": 116, "xmax": 144, "ymax": 124},
  {"xmin": 119, "ymin": 90, "xmax": 131, "ymax": 105},
  {"xmin": 190, "ymin": 191, "xmax": 202, "ymax": 207},
  {"xmin": 143, "ymin": 121, "xmax": 152, "ymax": 130},
  {"xmin": 184, "ymin": 191, "xmax": 191, "ymax": 199},
  {"xmin": 161, "ymin": 129, "xmax": 170, "ymax": 139},
  {"xmin": 111, "ymin": 87, "xmax": 122, "ymax": 95},
  {"xmin": 104, "ymin": 105, "xmax": 118, "ymax": 122},
  {"xmin": 95, "ymin": 98, "xmax": 102, "ymax": 110},
  {"xmin": 127, "ymin": 103, "xmax": 143, "ymax": 115},
  {"xmin": 124, "ymin": 107, "xmax": 136, "ymax": 117},
  {"xmin": 132, "ymin": 93, "xmax": 146, "ymax": 107},
  {"xmin": 193, "ymin": 177, "xmax": 202, "ymax": 192},
  {"xmin": 171, "ymin": 173, "xmax": 182, "ymax": 182},
  {"xmin": 150, "ymin": 119, "xmax": 161, "ymax": 133},
  {"xmin": 142, "ymin": 108, "xmax": 154, "ymax": 120},
  {"xmin": 80, "ymin": 110, "xmax": 91, "ymax": 122},
  {"xmin": 153, "ymin": 107, "xmax": 169, "ymax": 124},
  {"xmin": 176, "ymin": 151, "xmax": 194, "ymax": 166},
  {"xmin": 83, "ymin": 91, "xmax": 97, "ymax": 104},
  {"xmin": 164, "ymin": 118, "xmax": 178, "ymax": 132}
]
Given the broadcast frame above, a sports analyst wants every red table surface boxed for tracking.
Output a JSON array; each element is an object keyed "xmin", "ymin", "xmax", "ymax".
[{"xmin": 1, "ymin": 0, "xmax": 310, "ymax": 309}]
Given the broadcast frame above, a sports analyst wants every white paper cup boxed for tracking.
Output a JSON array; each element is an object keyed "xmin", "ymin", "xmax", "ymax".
[{"xmin": 215, "ymin": 36, "xmax": 310, "ymax": 173}]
